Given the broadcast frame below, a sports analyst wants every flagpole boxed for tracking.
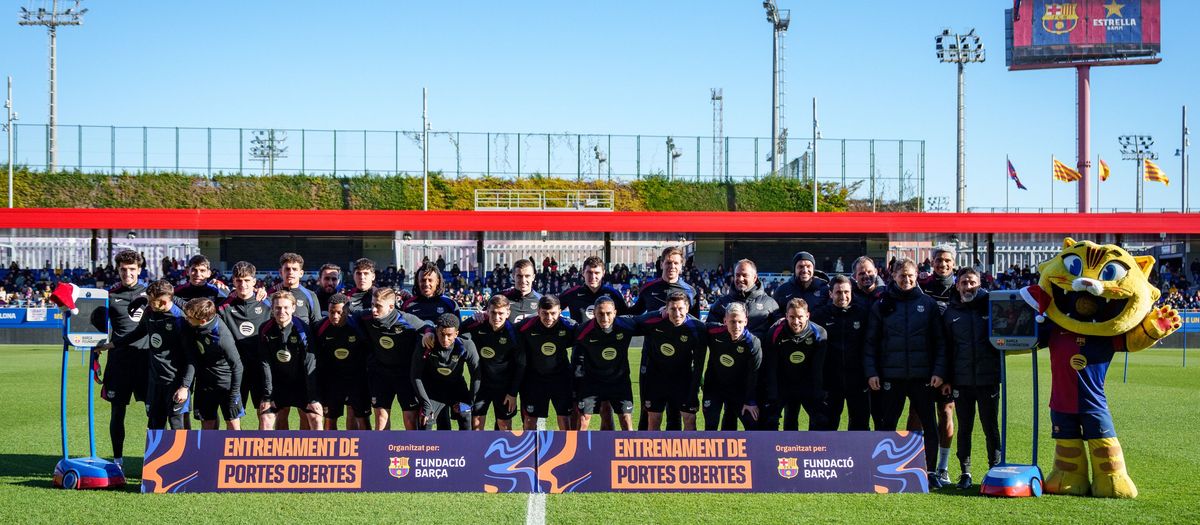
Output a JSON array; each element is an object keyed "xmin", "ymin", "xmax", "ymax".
[
  {"xmin": 1096, "ymin": 154, "xmax": 1101, "ymax": 212},
  {"xmin": 1005, "ymin": 155, "xmax": 1010, "ymax": 212},
  {"xmin": 1051, "ymin": 155, "xmax": 1055, "ymax": 211}
]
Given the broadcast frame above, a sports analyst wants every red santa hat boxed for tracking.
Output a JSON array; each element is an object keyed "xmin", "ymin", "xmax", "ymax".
[
  {"xmin": 49, "ymin": 282, "xmax": 81, "ymax": 315},
  {"xmin": 1019, "ymin": 285, "xmax": 1050, "ymax": 323}
]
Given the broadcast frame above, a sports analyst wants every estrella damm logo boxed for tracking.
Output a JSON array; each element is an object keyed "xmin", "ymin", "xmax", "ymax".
[
  {"xmin": 389, "ymin": 457, "xmax": 411, "ymax": 478},
  {"xmin": 1042, "ymin": 3, "xmax": 1079, "ymax": 35},
  {"xmin": 1070, "ymin": 353, "xmax": 1088, "ymax": 371},
  {"xmin": 778, "ymin": 457, "xmax": 799, "ymax": 479},
  {"xmin": 480, "ymin": 347, "xmax": 496, "ymax": 359},
  {"xmin": 601, "ymin": 348, "xmax": 618, "ymax": 360},
  {"xmin": 541, "ymin": 342, "xmax": 557, "ymax": 356},
  {"xmin": 659, "ymin": 343, "xmax": 676, "ymax": 357}
]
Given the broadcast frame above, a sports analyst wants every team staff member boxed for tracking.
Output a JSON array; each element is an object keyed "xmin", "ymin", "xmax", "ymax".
[
  {"xmin": 518, "ymin": 295, "xmax": 577, "ymax": 430},
  {"xmin": 403, "ymin": 262, "xmax": 460, "ymax": 322},
  {"xmin": 572, "ymin": 297, "xmax": 637, "ymax": 430},
  {"xmin": 851, "ymin": 256, "xmax": 887, "ymax": 309},
  {"xmin": 773, "ymin": 251, "xmax": 829, "ymax": 310},
  {"xmin": 767, "ymin": 299, "xmax": 828, "ymax": 430},
  {"xmin": 638, "ymin": 292, "xmax": 707, "ymax": 431},
  {"xmin": 258, "ymin": 291, "xmax": 322, "ymax": 431},
  {"xmin": 270, "ymin": 252, "xmax": 321, "ymax": 327},
  {"xmin": 218, "ymin": 261, "xmax": 272, "ymax": 412},
  {"xmin": 812, "ymin": 275, "xmax": 872, "ymax": 430},
  {"xmin": 864, "ymin": 258, "xmax": 948, "ymax": 488},
  {"xmin": 101, "ymin": 249, "xmax": 150, "ymax": 468},
  {"xmin": 501, "ymin": 259, "xmax": 543, "ymax": 323},
  {"xmin": 701, "ymin": 303, "xmax": 762, "ymax": 431},
  {"xmin": 707, "ymin": 259, "xmax": 781, "ymax": 429},
  {"xmin": 942, "ymin": 268, "xmax": 1001, "ymax": 489},
  {"xmin": 344, "ymin": 258, "xmax": 378, "ymax": 314},
  {"xmin": 174, "ymin": 254, "xmax": 228, "ymax": 303},
  {"xmin": 917, "ymin": 244, "xmax": 958, "ymax": 485},
  {"xmin": 411, "ymin": 314, "xmax": 481, "ymax": 431},
  {"xmin": 182, "ymin": 298, "xmax": 244, "ymax": 430},
  {"xmin": 361, "ymin": 287, "xmax": 428, "ymax": 431},
  {"xmin": 104, "ymin": 280, "xmax": 192, "ymax": 430},
  {"xmin": 460, "ymin": 295, "xmax": 524, "ymax": 430},
  {"xmin": 315, "ymin": 293, "xmax": 371, "ymax": 431}
]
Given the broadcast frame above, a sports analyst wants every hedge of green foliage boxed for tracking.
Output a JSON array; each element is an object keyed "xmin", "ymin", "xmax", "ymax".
[{"xmin": 9, "ymin": 168, "xmax": 850, "ymax": 212}]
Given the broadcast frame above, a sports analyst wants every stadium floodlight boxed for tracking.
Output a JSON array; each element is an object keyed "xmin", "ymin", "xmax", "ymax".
[
  {"xmin": 4, "ymin": 76, "xmax": 17, "ymax": 208},
  {"xmin": 764, "ymin": 0, "xmax": 790, "ymax": 176},
  {"xmin": 1119, "ymin": 134, "xmax": 1156, "ymax": 212},
  {"xmin": 936, "ymin": 27, "xmax": 984, "ymax": 213},
  {"xmin": 18, "ymin": 0, "xmax": 86, "ymax": 174}
]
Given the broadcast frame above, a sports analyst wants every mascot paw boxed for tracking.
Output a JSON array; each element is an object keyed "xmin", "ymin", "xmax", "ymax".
[
  {"xmin": 1142, "ymin": 305, "xmax": 1182, "ymax": 340},
  {"xmin": 1088, "ymin": 438, "xmax": 1138, "ymax": 499},
  {"xmin": 1045, "ymin": 439, "xmax": 1090, "ymax": 496}
]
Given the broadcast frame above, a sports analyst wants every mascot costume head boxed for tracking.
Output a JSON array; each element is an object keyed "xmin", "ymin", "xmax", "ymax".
[{"xmin": 1020, "ymin": 238, "xmax": 1180, "ymax": 498}]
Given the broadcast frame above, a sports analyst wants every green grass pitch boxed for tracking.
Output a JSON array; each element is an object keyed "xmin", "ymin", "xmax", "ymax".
[{"xmin": 1, "ymin": 344, "xmax": 1198, "ymax": 524}]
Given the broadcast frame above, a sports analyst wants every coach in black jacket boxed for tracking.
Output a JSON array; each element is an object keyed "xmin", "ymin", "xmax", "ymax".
[
  {"xmin": 864, "ymin": 259, "xmax": 947, "ymax": 487},
  {"xmin": 942, "ymin": 268, "xmax": 1001, "ymax": 489}
]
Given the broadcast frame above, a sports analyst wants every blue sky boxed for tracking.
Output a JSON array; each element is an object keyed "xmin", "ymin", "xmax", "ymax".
[{"xmin": 1, "ymin": 1, "xmax": 1196, "ymax": 211}]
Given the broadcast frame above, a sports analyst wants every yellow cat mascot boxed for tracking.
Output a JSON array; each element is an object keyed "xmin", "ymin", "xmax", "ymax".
[{"xmin": 1019, "ymin": 238, "xmax": 1180, "ymax": 498}]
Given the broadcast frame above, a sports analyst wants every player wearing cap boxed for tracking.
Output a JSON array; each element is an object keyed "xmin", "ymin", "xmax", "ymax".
[
  {"xmin": 182, "ymin": 298, "xmax": 244, "ymax": 430},
  {"xmin": 257, "ymin": 291, "xmax": 321, "ymax": 431},
  {"xmin": 411, "ymin": 314, "xmax": 481, "ymax": 430}
]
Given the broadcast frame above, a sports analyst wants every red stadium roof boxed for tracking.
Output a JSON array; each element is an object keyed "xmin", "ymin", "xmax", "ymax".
[{"xmin": 1, "ymin": 208, "xmax": 1198, "ymax": 234}]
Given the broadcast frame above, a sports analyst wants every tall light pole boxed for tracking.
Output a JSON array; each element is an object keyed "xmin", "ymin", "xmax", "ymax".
[
  {"xmin": 19, "ymin": 0, "xmax": 86, "ymax": 174},
  {"xmin": 1180, "ymin": 106, "xmax": 1190, "ymax": 213},
  {"xmin": 422, "ymin": 88, "xmax": 429, "ymax": 211},
  {"xmin": 1119, "ymin": 135, "xmax": 1155, "ymax": 212},
  {"xmin": 4, "ymin": 76, "xmax": 17, "ymax": 208},
  {"xmin": 936, "ymin": 28, "xmax": 984, "ymax": 213},
  {"xmin": 764, "ymin": 0, "xmax": 790, "ymax": 176}
]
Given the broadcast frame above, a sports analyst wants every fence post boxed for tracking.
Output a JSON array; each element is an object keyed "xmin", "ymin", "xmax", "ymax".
[
  {"xmin": 517, "ymin": 132, "xmax": 521, "ymax": 180},
  {"xmin": 239, "ymin": 129, "xmax": 243, "ymax": 174},
  {"xmin": 546, "ymin": 133, "xmax": 551, "ymax": 178},
  {"xmin": 175, "ymin": 127, "xmax": 180, "ymax": 173},
  {"xmin": 841, "ymin": 139, "xmax": 846, "ymax": 187},
  {"xmin": 695, "ymin": 136, "xmax": 700, "ymax": 181},
  {"xmin": 754, "ymin": 138, "xmax": 759, "ymax": 180},
  {"xmin": 109, "ymin": 125, "xmax": 114, "ymax": 173},
  {"xmin": 142, "ymin": 126, "xmax": 147, "ymax": 173},
  {"xmin": 636, "ymin": 135, "xmax": 641, "ymax": 179},
  {"xmin": 77, "ymin": 125, "xmax": 82, "ymax": 171},
  {"xmin": 607, "ymin": 135, "xmax": 612, "ymax": 180},
  {"xmin": 486, "ymin": 132, "xmax": 491, "ymax": 177},
  {"xmin": 899, "ymin": 140, "xmax": 905, "ymax": 205},
  {"xmin": 576, "ymin": 134, "xmax": 581, "ymax": 181},
  {"xmin": 394, "ymin": 131, "xmax": 399, "ymax": 175},
  {"xmin": 363, "ymin": 130, "xmax": 368, "ymax": 176},
  {"xmin": 333, "ymin": 130, "xmax": 338, "ymax": 176}
]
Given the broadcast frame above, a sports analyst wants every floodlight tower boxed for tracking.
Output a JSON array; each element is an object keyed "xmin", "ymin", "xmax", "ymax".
[
  {"xmin": 935, "ymin": 28, "xmax": 984, "ymax": 213},
  {"xmin": 19, "ymin": 0, "xmax": 86, "ymax": 174},
  {"xmin": 764, "ymin": 1, "xmax": 790, "ymax": 176},
  {"xmin": 1119, "ymin": 135, "xmax": 1156, "ymax": 212},
  {"xmin": 4, "ymin": 77, "xmax": 17, "ymax": 208},
  {"xmin": 712, "ymin": 88, "xmax": 723, "ymax": 180}
]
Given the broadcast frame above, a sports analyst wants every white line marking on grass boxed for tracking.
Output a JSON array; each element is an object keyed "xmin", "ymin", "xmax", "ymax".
[{"xmin": 525, "ymin": 417, "xmax": 547, "ymax": 525}]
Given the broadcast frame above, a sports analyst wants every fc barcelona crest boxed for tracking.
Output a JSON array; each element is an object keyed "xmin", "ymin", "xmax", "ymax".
[
  {"xmin": 1042, "ymin": 3, "xmax": 1079, "ymax": 35},
  {"xmin": 388, "ymin": 457, "xmax": 411, "ymax": 478},
  {"xmin": 778, "ymin": 457, "xmax": 799, "ymax": 479}
]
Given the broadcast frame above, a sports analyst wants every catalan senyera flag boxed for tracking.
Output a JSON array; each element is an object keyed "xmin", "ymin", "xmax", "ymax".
[
  {"xmin": 1099, "ymin": 158, "xmax": 1111, "ymax": 182},
  {"xmin": 1007, "ymin": 159, "xmax": 1028, "ymax": 190},
  {"xmin": 1144, "ymin": 158, "xmax": 1168, "ymax": 185},
  {"xmin": 1053, "ymin": 158, "xmax": 1081, "ymax": 182}
]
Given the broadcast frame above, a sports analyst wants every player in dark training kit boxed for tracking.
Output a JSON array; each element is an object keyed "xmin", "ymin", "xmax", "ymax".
[
  {"xmin": 460, "ymin": 295, "xmax": 524, "ymax": 430},
  {"xmin": 104, "ymin": 280, "xmax": 192, "ymax": 430},
  {"xmin": 101, "ymin": 249, "xmax": 150, "ymax": 468},
  {"xmin": 173, "ymin": 254, "xmax": 227, "ymax": 304},
  {"xmin": 639, "ymin": 291, "xmax": 707, "ymax": 431},
  {"xmin": 269, "ymin": 252, "xmax": 321, "ymax": 328},
  {"xmin": 258, "ymin": 291, "xmax": 322, "ymax": 431},
  {"xmin": 572, "ymin": 297, "xmax": 637, "ymax": 430},
  {"xmin": 315, "ymin": 293, "xmax": 371, "ymax": 430},
  {"xmin": 343, "ymin": 258, "xmax": 378, "ymax": 315},
  {"xmin": 217, "ymin": 261, "xmax": 272, "ymax": 412},
  {"xmin": 411, "ymin": 314, "xmax": 481, "ymax": 431},
  {"xmin": 402, "ymin": 262, "xmax": 460, "ymax": 322},
  {"xmin": 362, "ymin": 287, "xmax": 429, "ymax": 431},
  {"xmin": 766, "ymin": 298, "xmax": 828, "ymax": 430},
  {"xmin": 630, "ymin": 246, "xmax": 697, "ymax": 431},
  {"xmin": 500, "ymin": 259, "xmax": 543, "ymax": 324},
  {"xmin": 706, "ymin": 259, "xmax": 781, "ymax": 430},
  {"xmin": 559, "ymin": 256, "xmax": 627, "ymax": 430},
  {"xmin": 518, "ymin": 295, "xmax": 577, "ymax": 430},
  {"xmin": 316, "ymin": 263, "xmax": 342, "ymax": 315},
  {"xmin": 701, "ymin": 302, "xmax": 762, "ymax": 431},
  {"xmin": 182, "ymin": 298, "xmax": 244, "ymax": 430}
]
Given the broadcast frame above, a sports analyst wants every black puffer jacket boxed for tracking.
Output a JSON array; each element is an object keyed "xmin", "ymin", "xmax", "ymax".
[
  {"xmin": 942, "ymin": 288, "xmax": 1001, "ymax": 386},
  {"xmin": 863, "ymin": 283, "xmax": 946, "ymax": 381}
]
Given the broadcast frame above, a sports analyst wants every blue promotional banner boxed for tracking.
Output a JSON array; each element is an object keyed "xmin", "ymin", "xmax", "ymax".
[
  {"xmin": 142, "ymin": 430, "xmax": 926, "ymax": 494},
  {"xmin": 0, "ymin": 307, "xmax": 63, "ymax": 328}
]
